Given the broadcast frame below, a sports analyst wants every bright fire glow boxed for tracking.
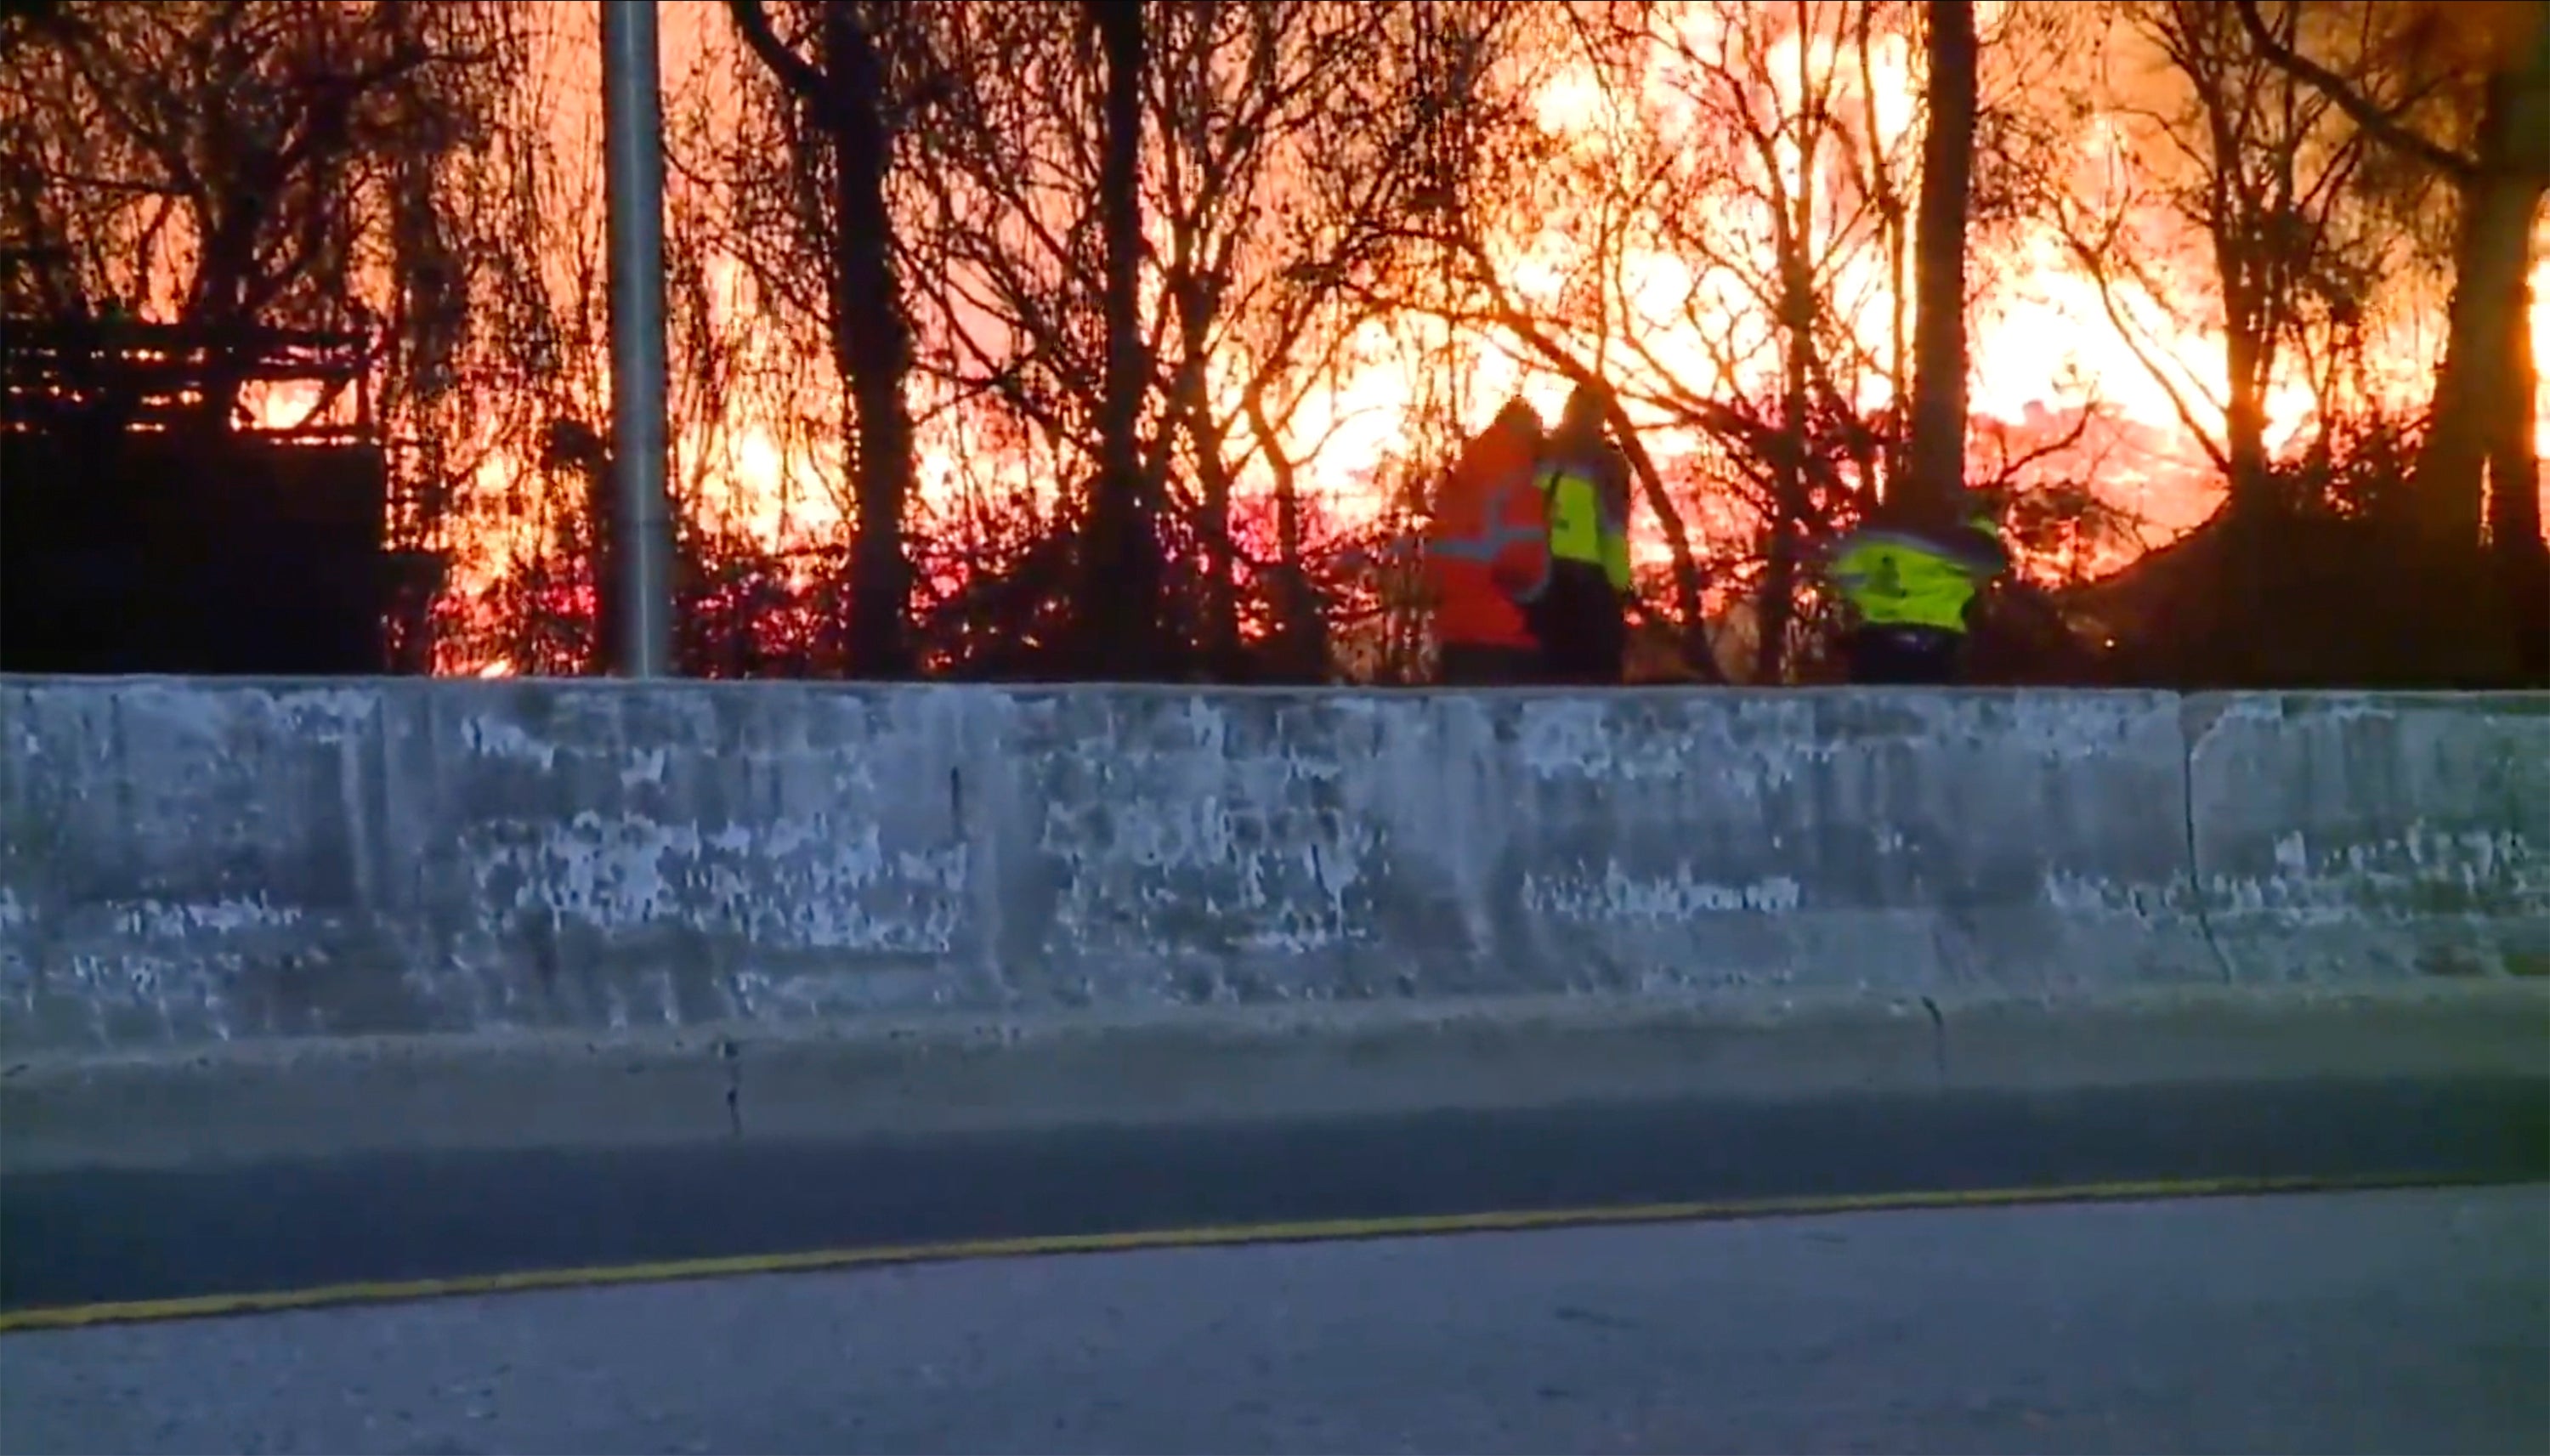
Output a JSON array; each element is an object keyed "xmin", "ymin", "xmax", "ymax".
[{"xmin": 66, "ymin": 0, "xmax": 2544, "ymax": 671}]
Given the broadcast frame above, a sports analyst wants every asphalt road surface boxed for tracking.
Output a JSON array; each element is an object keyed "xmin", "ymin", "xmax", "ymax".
[
  {"xmin": 5, "ymin": 1185, "xmax": 2544, "ymax": 1455},
  {"xmin": 6, "ymin": 1075, "xmax": 2542, "ymax": 1313}
]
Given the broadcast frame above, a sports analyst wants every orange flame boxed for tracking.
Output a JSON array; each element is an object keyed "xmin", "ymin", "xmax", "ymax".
[{"xmin": 430, "ymin": 3, "xmax": 2550, "ymax": 669}]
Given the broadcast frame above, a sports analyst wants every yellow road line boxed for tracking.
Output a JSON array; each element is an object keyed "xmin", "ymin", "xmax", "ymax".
[{"xmin": 0, "ymin": 1170, "xmax": 2497, "ymax": 1334}]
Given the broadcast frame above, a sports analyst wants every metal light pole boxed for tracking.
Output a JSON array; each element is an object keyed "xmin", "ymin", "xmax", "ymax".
[{"xmin": 602, "ymin": 0, "xmax": 673, "ymax": 677}]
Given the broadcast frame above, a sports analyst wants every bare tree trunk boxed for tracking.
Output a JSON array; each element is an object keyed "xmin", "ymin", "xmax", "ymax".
[
  {"xmin": 2237, "ymin": 0, "xmax": 2547, "ymax": 552},
  {"xmin": 1755, "ymin": 4, "xmax": 1823, "ymax": 685},
  {"xmin": 1195, "ymin": 443, "xmax": 1240, "ymax": 674},
  {"xmin": 728, "ymin": 0, "xmax": 921, "ymax": 677},
  {"xmin": 2206, "ymin": 0, "xmax": 2287, "ymax": 518},
  {"xmin": 1173, "ymin": 278, "xmax": 1239, "ymax": 677},
  {"xmin": 583, "ymin": 456, "xmax": 624, "ymax": 674},
  {"xmin": 1902, "ymin": 0, "xmax": 1976, "ymax": 530},
  {"xmin": 820, "ymin": 1, "xmax": 919, "ymax": 678},
  {"xmin": 1082, "ymin": 0, "xmax": 1162, "ymax": 677},
  {"xmin": 2417, "ymin": 153, "xmax": 2543, "ymax": 552},
  {"xmin": 2419, "ymin": 29, "xmax": 2550, "ymax": 553},
  {"xmin": 2218, "ymin": 303, "xmax": 2273, "ymax": 501},
  {"xmin": 2231, "ymin": 0, "xmax": 2547, "ymax": 679},
  {"xmin": 2490, "ymin": 263, "xmax": 2547, "ymax": 680},
  {"xmin": 2488, "ymin": 275, "xmax": 2543, "ymax": 551},
  {"xmin": 1856, "ymin": 0, "xmax": 1912, "ymax": 490},
  {"xmin": 1247, "ymin": 390, "xmax": 1326, "ymax": 681},
  {"xmin": 1755, "ymin": 327, "xmax": 1809, "ymax": 684}
]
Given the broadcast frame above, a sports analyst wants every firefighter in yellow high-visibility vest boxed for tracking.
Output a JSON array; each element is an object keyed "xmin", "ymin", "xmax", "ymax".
[
  {"xmin": 1824, "ymin": 497, "xmax": 2010, "ymax": 685},
  {"xmin": 1532, "ymin": 383, "xmax": 1636, "ymax": 683}
]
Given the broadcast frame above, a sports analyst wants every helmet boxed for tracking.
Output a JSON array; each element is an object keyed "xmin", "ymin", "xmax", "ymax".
[
  {"xmin": 1561, "ymin": 379, "xmax": 1613, "ymax": 428},
  {"xmin": 1492, "ymin": 397, "xmax": 1545, "ymax": 440},
  {"xmin": 1949, "ymin": 496, "xmax": 2010, "ymax": 575}
]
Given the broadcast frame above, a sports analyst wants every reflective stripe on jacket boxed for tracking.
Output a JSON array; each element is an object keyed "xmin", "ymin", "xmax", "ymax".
[
  {"xmin": 1538, "ymin": 456, "xmax": 1631, "ymax": 594},
  {"xmin": 1826, "ymin": 527, "xmax": 1998, "ymax": 633},
  {"xmin": 1427, "ymin": 416, "xmax": 1551, "ymax": 649}
]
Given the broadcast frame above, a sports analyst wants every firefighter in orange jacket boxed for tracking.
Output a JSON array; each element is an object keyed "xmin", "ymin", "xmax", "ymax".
[{"xmin": 1427, "ymin": 399, "xmax": 1554, "ymax": 684}]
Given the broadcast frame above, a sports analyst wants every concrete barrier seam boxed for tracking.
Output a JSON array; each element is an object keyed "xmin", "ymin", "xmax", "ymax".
[{"xmin": 2173, "ymin": 696, "xmax": 2236, "ymax": 986}]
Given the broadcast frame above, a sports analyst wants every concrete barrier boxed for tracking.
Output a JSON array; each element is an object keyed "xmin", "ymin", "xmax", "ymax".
[
  {"xmin": 3, "ymin": 681, "xmax": 2221, "ymax": 1046},
  {"xmin": 2186, "ymin": 694, "xmax": 2549, "ymax": 981},
  {"xmin": 1, "ymin": 678, "xmax": 2542, "ymax": 1173}
]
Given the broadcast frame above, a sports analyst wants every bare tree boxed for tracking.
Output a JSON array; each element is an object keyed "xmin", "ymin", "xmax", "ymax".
[
  {"xmin": 1141, "ymin": 0, "xmax": 1520, "ymax": 677},
  {"xmin": 0, "ymin": 1, "xmax": 518, "ymax": 428},
  {"xmin": 1901, "ymin": 0, "xmax": 1976, "ymax": 527},
  {"xmin": 429, "ymin": 7, "xmax": 805, "ymax": 679},
  {"xmin": 2232, "ymin": 0, "xmax": 2547, "ymax": 558},
  {"xmin": 1398, "ymin": 0, "xmax": 2096, "ymax": 681},
  {"xmin": 2051, "ymin": 1, "xmax": 2390, "ymax": 508},
  {"xmin": 723, "ymin": 0, "xmax": 926, "ymax": 677},
  {"xmin": 898, "ymin": 0, "xmax": 1520, "ymax": 679},
  {"xmin": 1416, "ymin": 1, "xmax": 1933, "ymax": 681},
  {"xmin": 2229, "ymin": 0, "xmax": 2547, "ymax": 680},
  {"xmin": 0, "ymin": 0, "xmax": 550, "ymax": 674},
  {"xmin": 884, "ymin": 4, "xmax": 1152, "ymax": 669},
  {"xmin": 1085, "ymin": 0, "xmax": 1159, "ymax": 676}
]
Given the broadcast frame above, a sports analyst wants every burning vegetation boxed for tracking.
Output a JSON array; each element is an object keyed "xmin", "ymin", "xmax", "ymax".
[{"xmin": 1, "ymin": 0, "xmax": 2543, "ymax": 686}]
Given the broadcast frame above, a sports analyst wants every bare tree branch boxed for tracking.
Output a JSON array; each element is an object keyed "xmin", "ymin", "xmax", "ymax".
[{"xmin": 2230, "ymin": 0, "xmax": 2475, "ymax": 181}]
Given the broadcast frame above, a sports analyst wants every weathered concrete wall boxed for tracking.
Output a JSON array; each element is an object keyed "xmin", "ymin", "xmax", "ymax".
[
  {"xmin": 2188, "ymin": 694, "xmax": 2549, "ymax": 981},
  {"xmin": 1, "ymin": 680, "xmax": 2540, "ymax": 1057}
]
